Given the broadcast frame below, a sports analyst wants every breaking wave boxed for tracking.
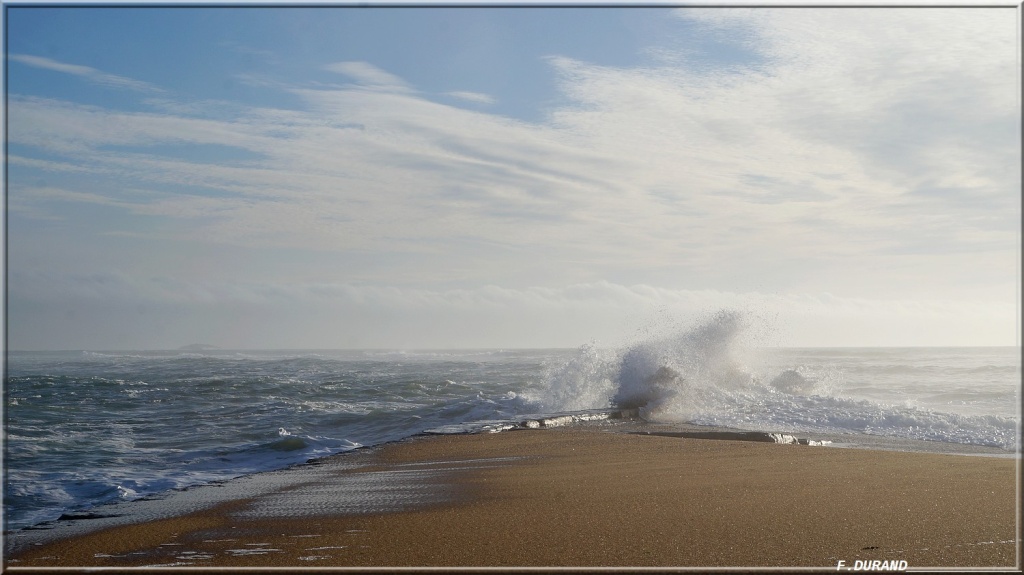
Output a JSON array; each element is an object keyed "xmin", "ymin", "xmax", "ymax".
[{"xmin": 532, "ymin": 310, "xmax": 1017, "ymax": 450}]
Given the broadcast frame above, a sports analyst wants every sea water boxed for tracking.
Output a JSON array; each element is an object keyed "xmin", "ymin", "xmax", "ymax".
[{"xmin": 3, "ymin": 311, "xmax": 1020, "ymax": 532}]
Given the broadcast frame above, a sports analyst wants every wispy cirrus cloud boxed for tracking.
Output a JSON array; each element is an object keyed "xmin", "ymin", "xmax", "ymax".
[
  {"xmin": 324, "ymin": 61, "xmax": 412, "ymax": 92},
  {"xmin": 8, "ymin": 9, "xmax": 1018, "ymax": 310},
  {"xmin": 9, "ymin": 53, "xmax": 164, "ymax": 93},
  {"xmin": 445, "ymin": 91, "xmax": 496, "ymax": 105}
]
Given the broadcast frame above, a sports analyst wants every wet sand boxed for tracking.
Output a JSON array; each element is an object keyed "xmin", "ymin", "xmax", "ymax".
[{"xmin": 4, "ymin": 428, "xmax": 1019, "ymax": 569}]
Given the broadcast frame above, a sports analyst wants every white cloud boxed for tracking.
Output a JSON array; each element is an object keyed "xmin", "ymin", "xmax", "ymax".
[
  {"xmin": 445, "ymin": 91, "xmax": 496, "ymax": 105},
  {"xmin": 7, "ymin": 9, "xmax": 1019, "ymax": 349},
  {"xmin": 7, "ymin": 275, "xmax": 1015, "ymax": 349},
  {"xmin": 9, "ymin": 54, "xmax": 164, "ymax": 93},
  {"xmin": 16, "ymin": 186, "xmax": 125, "ymax": 206},
  {"xmin": 324, "ymin": 61, "xmax": 412, "ymax": 92}
]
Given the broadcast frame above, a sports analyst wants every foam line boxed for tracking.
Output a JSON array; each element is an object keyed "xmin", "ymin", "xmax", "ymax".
[
  {"xmin": 631, "ymin": 430, "xmax": 831, "ymax": 445},
  {"xmin": 422, "ymin": 408, "xmax": 639, "ymax": 435},
  {"xmin": 520, "ymin": 409, "xmax": 638, "ymax": 429}
]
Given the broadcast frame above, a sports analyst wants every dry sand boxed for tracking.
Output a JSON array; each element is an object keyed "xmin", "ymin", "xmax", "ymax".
[{"xmin": 4, "ymin": 428, "xmax": 1019, "ymax": 570}]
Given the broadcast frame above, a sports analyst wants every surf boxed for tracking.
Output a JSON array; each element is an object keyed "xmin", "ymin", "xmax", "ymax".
[{"xmin": 531, "ymin": 309, "xmax": 1017, "ymax": 450}]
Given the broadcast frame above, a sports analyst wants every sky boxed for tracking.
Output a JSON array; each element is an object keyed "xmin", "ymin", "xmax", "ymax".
[{"xmin": 4, "ymin": 6, "xmax": 1021, "ymax": 350}]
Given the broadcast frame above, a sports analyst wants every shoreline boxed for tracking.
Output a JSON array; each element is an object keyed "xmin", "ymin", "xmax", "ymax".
[
  {"xmin": 4, "ymin": 426, "xmax": 1019, "ymax": 570},
  {"xmin": 5, "ymin": 418, "xmax": 1015, "ymax": 542}
]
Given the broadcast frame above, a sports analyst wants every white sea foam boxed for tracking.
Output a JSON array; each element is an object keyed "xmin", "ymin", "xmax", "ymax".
[
  {"xmin": 532, "ymin": 310, "xmax": 1018, "ymax": 450},
  {"xmin": 528, "ymin": 343, "xmax": 617, "ymax": 412}
]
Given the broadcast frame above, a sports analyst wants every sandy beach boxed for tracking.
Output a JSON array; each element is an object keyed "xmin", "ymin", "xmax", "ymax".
[{"xmin": 4, "ymin": 428, "xmax": 1019, "ymax": 570}]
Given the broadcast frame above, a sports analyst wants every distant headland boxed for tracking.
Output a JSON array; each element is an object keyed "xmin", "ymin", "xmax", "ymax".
[{"xmin": 177, "ymin": 344, "xmax": 220, "ymax": 351}]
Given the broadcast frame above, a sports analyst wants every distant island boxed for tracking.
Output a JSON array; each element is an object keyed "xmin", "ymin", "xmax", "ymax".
[{"xmin": 177, "ymin": 344, "xmax": 220, "ymax": 351}]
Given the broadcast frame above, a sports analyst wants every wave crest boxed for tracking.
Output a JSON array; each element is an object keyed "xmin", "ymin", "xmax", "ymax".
[
  {"xmin": 538, "ymin": 309, "xmax": 761, "ymax": 419},
  {"xmin": 534, "ymin": 309, "xmax": 1013, "ymax": 449}
]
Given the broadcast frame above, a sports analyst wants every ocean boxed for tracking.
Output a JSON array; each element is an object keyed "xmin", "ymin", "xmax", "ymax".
[{"xmin": 3, "ymin": 312, "xmax": 1020, "ymax": 532}]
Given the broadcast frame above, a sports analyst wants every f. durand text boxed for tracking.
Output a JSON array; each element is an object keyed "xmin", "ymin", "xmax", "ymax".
[{"xmin": 837, "ymin": 559, "xmax": 909, "ymax": 571}]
